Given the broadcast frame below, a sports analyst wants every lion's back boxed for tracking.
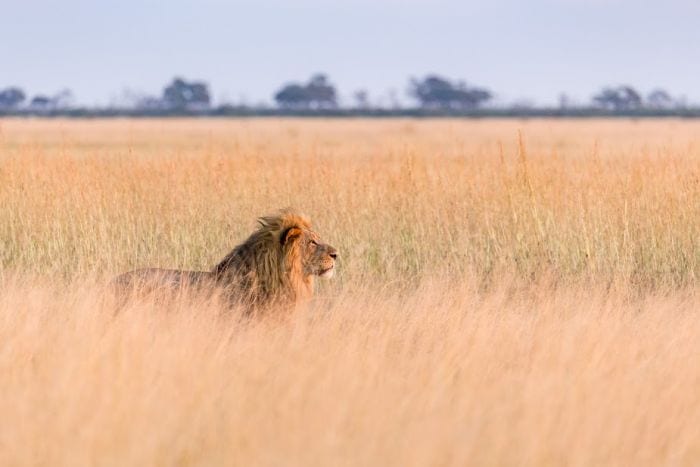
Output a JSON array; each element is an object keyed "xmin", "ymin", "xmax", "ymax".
[{"xmin": 111, "ymin": 268, "xmax": 214, "ymax": 297}]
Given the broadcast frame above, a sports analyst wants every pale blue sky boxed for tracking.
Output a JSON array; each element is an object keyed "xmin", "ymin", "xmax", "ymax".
[{"xmin": 2, "ymin": 0, "xmax": 699, "ymax": 106}]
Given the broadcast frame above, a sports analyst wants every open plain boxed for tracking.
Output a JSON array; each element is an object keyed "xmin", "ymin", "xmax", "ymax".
[{"xmin": 1, "ymin": 118, "xmax": 699, "ymax": 466}]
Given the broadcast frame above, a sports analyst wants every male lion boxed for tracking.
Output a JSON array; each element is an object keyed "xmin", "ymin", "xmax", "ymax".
[{"xmin": 112, "ymin": 209, "xmax": 337, "ymax": 312}]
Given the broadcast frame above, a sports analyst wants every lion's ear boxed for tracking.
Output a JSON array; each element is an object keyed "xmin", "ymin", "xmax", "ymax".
[{"xmin": 280, "ymin": 227, "xmax": 303, "ymax": 246}]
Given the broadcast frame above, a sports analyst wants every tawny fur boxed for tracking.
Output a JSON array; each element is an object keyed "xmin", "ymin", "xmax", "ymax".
[{"xmin": 112, "ymin": 209, "xmax": 337, "ymax": 312}]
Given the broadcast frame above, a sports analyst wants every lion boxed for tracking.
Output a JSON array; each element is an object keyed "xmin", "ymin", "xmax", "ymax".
[{"xmin": 112, "ymin": 209, "xmax": 338, "ymax": 312}]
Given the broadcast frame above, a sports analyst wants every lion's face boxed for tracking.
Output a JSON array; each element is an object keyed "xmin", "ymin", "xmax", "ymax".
[
  {"xmin": 283, "ymin": 227, "xmax": 338, "ymax": 279},
  {"xmin": 302, "ymin": 231, "xmax": 338, "ymax": 279}
]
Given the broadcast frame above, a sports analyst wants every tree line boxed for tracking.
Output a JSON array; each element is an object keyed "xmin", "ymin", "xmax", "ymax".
[{"xmin": 0, "ymin": 74, "xmax": 694, "ymax": 116}]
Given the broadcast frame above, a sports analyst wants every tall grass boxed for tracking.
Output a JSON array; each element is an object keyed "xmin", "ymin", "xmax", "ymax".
[
  {"xmin": 1, "ymin": 118, "xmax": 698, "ymax": 286},
  {"xmin": 1, "ymin": 118, "xmax": 699, "ymax": 465},
  {"xmin": 1, "ymin": 279, "xmax": 700, "ymax": 466}
]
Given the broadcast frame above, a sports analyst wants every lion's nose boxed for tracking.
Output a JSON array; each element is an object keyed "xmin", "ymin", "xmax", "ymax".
[{"xmin": 329, "ymin": 250, "xmax": 338, "ymax": 260}]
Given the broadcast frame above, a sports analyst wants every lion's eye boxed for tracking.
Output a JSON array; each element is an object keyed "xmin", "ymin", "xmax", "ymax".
[{"xmin": 309, "ymin": 240, "xmax": 318, "ymax": 246}]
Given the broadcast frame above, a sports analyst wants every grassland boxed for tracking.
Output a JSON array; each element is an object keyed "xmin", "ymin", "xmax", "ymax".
[{"xmin": 0, "ymin": 118, "xmax": 699, "ymax": 466}]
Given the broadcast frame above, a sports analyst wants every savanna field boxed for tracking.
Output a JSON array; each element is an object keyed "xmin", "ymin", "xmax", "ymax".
[{"xmin": 1, "ymin": 118, "xmax": 699, "ymax": 466}]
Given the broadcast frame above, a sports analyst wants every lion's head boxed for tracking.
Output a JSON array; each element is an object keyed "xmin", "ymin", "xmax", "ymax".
[{"xmin": 212, "ymin": 209, "xmax": 337, "ymax": 308}]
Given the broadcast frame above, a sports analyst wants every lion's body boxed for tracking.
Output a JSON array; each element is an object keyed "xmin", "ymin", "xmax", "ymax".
[
  {"xmin": 112, "ymin": 268, "xmax": 214, "ymax": 291},
  {"xmin": 112, "ymin": 210, "xmax": 337, "ymax": 312}
]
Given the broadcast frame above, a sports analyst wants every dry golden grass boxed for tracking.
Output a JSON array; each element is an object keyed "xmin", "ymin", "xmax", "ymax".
[{"xmin": 1, "ymin": 118, "xmax": 699, "ymax": 466}]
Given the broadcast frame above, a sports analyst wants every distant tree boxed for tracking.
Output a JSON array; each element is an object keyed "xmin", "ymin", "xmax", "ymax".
[
  {"xmin": 162, "ymin": 77, "xmax": 210, "ymax": 110},
  {"xmin": 592, "ymin": 86, "xmax": 642, "ymax": 111},
  {"xmin": 456, "ymin": 84, "xmax": 491, "ymax": 108},
  {"xmin": 0, "ymin": 87, "xmax": 26, "ymax": 109},
  {"xmin": 410, "ymin": 75, "xmax": 453, "ymax": 108},
  {"xmin": 409, "ymin": 75, "xmax": 491, "ymax": 109},
  {"xmin": 25, "ymin": 90, "xmax": 75, "ymax": 112},
  {"xmin": 29, "ymin": 95, "xmax": 53, "ymax": 110},
  {"xmin": 274, "ymin": 84, "xmax": 311, "ymax": 109},
  {"xmin": 353, "ymin": 89, "xmax": 369, "ymax": 109},
  {"xmin": 646, "ymin": 89, "xmax": 674, "ymax": 109},
  {"xmin": 305, "ymin": 74, "xmax": 336, "ymax": 108},
  {"xmin": 274, "ymin": 74, "xmax": 337, "ymax": 109}
]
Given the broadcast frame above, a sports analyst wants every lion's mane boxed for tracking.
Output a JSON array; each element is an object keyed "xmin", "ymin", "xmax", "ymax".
[{"xmin": 212, "ymin": 210, "xmax": 315, "ymax": 308}]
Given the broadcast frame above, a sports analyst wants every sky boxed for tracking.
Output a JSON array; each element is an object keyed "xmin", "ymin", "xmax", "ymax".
[{"xmin": 2, "ymin": 0, "xmax": 699, "ymax": 107}]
